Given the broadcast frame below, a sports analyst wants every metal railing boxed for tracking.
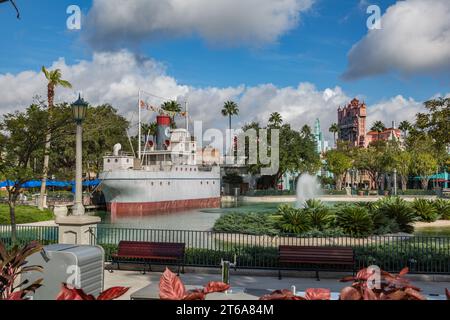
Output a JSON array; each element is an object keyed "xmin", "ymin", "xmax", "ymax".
[
  {"xmin": 1, "ymin": 224, "xmax": 449, "ymax": 274},
  {"xmin": 89, "ymin": 226, "xmax": 450, "ymax": 274},
  {"xmin": 0, "ymin": 225, "xmax": 58, "ymax": 247}
]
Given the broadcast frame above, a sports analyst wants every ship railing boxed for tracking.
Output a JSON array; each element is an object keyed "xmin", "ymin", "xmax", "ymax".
[{"xmin": 104, "ymin": 152, "xmax": 135, "ymax": 157}]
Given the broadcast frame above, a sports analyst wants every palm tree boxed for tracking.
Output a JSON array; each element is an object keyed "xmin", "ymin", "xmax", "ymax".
[
  {"xmin": 161, "ymin": 100, "xmax": 181, "ymax": 128},
  {"xmin": 371, "ymin": 121, "xmax": 386, "ymax": 141},
  {"xmin": 221, "ymin": 101, "xmax": 239, "ymax": 133},
  {"xmin": 221, "ymin": 101, "xmax": 239, "ymax": 155},
  {"xmin": 0, "ymin": 0, "xmax": 20, "ymax": 18},
  {"xmin": 329, "ymin": 123, "xmax": 340, "ymax": 145},
  {"xmin": 39, "ymin": 67, "xmax": 72, "ymax": 210},
  {"xmin": 398, "ymin": 120, "xmax": 412, "ymax": 139},
  {"xmin": 268, "ymin": 112, "xmax": 283, "ymax": 128}
]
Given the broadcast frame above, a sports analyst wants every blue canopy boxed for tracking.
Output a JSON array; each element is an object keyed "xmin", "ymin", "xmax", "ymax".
[{"xmin": 1, "ymin": 179, "xmax": 101, "ymax": 190}]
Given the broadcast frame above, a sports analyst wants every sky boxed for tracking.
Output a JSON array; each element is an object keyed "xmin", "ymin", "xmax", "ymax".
[{"xmin": 0, "ymin": 0, "xmax": 449, "ymax": 143}]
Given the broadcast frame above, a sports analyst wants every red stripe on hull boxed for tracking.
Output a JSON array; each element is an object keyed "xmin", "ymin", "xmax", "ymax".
[{"xmin": 107, "ymin": 197, "xmax": 221, "ymax": 220}]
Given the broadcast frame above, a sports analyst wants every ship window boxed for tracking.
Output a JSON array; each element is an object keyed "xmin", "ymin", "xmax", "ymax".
[
  {"xmin": 126, "ymin": 159, "xmax": 129, "ymax": 163},
  {"xmin": 115, "ymin": 159, "xmax": 118, "ymax": 163},
  {"xmin": 190, "ymin": 168, "xmax": 192, "ymax": 171},
  {"xmin": 213, "ymin": 181, "xmax": 215, "ymax": 185},
  {"xmin": 107, "ymin": 159, "xmax": 111, "ymax": 163},
  {"xmin": 207, "ymin": 181, "xmax": 209, "ymax": 185},
  {"xmin": 185, "ymin": 168, "xmax": 188, "ymax": 171},
  {"xmin": 168, "ymin": 182, "xmax": 170, "ymax": 186},
  {"xmin": 200, "ymin": 181, "xmax": 203, "ymax": 185},
  {"xmin": 160, "ymin": 182, "xmax": 163, "ymax": 186},
  {"xmin": 151, "ymin": 182, "xmax": 154, "ymax": 186}
]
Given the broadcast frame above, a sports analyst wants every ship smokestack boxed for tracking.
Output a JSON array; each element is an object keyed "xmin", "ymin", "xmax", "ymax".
[{"xmin": 156, "ymin": 115, "xmax": 171, "ymax": 150}]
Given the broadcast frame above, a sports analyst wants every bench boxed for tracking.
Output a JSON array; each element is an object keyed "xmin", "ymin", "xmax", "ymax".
[
  {"xmin": 278, "ymin": 246, "xmax": 355, "ymax": 280},
  {"xmin": 110, "ymin": 241, "xmax": 185, "ymax": 275}
]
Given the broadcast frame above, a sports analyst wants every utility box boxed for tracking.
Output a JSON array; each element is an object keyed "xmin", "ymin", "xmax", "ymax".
[{"xmin": 22, "ymin": 244, "xmax": 105, "ymax": 300}]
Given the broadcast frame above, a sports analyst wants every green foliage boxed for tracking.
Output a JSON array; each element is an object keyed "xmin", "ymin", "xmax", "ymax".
[
  {"xmin": 412, "ymin": 199, "xmax": 439, "ymax": 222},
  {"xmin": 374, "ymin": 197, "xmax": 416, "ymax": 234},
  {"xmin": 434, "ymin": 199, "xmax": 450, "ymax": 220},
  {"xmin": 0, "ymin": 205, "xmax": 54, "ymax": 224},
  {"xmin": 275, "ymin": 204, "xmax": 311, "ymax": 234},
  {"xmin": 302, "ymin": 200, "xmax": 334, "ymax": 230},
  {"xmin": 213, "ymin": 212, "xmax": 279, "ymax": 236},
  {"xmin": 324, "ymin": 150, "xmax": 352, "ymax": 190},
  {"xmin": 335, "ymin": 206, "xmax": 374, "ymax": 238}
]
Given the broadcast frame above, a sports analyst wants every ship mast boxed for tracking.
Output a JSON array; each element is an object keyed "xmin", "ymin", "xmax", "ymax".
[{"xmin": 185, "ymin": 100, "xmax": 189, "ymax": 133}]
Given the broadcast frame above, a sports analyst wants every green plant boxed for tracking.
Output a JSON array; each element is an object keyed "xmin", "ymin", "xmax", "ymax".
[
  {"xmin": 335, "ymin": 206, "xmax": 374, "ymax": 238},
  {"xmin": 275, "ymin": 204, "xmax": 311, "ymax": 234},
  {"xmin": 375, "ymin": 197, "xmax": 416, "ymax": 234},
  {"xmin": 213, "ymin": 212, "xmax": 279, "ymax": 236},
  {"xmin": 412, "ymin": 199, "xmax": 439, "ymax": 222},
  {"xmin": 303, "ymin": 200, "xmax": 334, "ymax": 230},
  {"xmin": 0, "ymin": 241, "xmax": 43, "ymax": 300},
  {"xmin": 433, "ymin": 199, "xmax": 450, "ymax": 220}
]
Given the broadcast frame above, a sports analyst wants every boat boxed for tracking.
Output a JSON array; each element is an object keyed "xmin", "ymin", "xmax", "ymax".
[{"xmin": 98, "ymin": 113, "xmax": 221, "ymax": 219}]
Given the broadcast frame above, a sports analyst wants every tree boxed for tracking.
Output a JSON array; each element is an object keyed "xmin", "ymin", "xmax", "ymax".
[
  {"xmin": 268, "ymin": 112, "xmax": 283, "ymax": 128},
  {"xmin": 394, "ymin": 150, "xmax": 412, "ymax": 191},
  {"xmin": 0, "ymin": 105, "xmax": 70, "ymax": 242},
  {"xmin": 0, "ymin": 0, "xmax": 20, "ymax": 18},
  {"xmin": 415, "ymin": 97, "xmax": 450, "ymax": 152},
  {"xmin": 370, "ymin": 121, "xmax": 386, "ymax": 141},
  {"xmin": 241, "ymin": 122, "xmax": 320, "ymax": 188},
  {"xmin": 39, "ymin": 67, "xmax": 72, "ymax": 210},
  {"xmin": 221, "ymin": 101, "xmax": 239, "ymax": 132},
  {"xmin": 161, "ymin": 100, "xmax": 181, "ymax": 128},
  {"xmin": 48, "ymin": 104, "xmax": 130, "ymax": 179},
  {"xmin": 398, "ymin": 120, "xmax": 412, "ymax": 139},
  {"xmin": 329, "ymin": 123, "xmax": 340, "ymax": 145},
  {"xmin": 412, "ymin": 152, "xmax": 438, "ymax": 190},
  {"xmin": 325, "ymin": 150, "xmax": 352, "ymax": 190},
  {"xmin": 354, "ymin": 145, "xmax": 385, "ymax": 190}
]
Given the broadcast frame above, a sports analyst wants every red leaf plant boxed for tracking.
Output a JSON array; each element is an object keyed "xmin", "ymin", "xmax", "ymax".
[
  {"xmin": 56, "ymin": 283, "xmax": 129, "ymax": 300},
  {"xmin": 0, "ymin": 241, "xmax": 44, "ymax": 300},
  {"xmin": 159, "ymin": 268, "xmax": 230, "ymax": 300},
  {"xmin": 445, "ymin": 288, "xmax": 449, "ymax": 300},
  {"xmin": 260, "ymin": 288, "xmax": 331, "ymax": 300},
  {"xmin": 339, "ymin": 267, "xmax": 426, "ymax": 300}
]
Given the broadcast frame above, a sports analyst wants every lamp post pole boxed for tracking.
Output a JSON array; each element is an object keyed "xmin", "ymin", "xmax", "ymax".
[{"xmin": 72, "ymin": 94, "xmax": 88, "ymax": 216}]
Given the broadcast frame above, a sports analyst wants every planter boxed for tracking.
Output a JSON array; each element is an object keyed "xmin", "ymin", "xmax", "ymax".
[{"xmin": 358, "ymin": 191, "xmax": 364, "ymax": 196}]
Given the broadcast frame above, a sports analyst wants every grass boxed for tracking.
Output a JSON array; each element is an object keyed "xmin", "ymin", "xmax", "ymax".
[{"xmin": 0, "ymin": 204, "xmax": 54, "ymax": 224}]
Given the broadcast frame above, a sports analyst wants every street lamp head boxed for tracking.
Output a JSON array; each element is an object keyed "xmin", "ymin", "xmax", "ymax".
[{"xmin": 72, "ymin": 93, "xmax": 88, "ymax": 123}]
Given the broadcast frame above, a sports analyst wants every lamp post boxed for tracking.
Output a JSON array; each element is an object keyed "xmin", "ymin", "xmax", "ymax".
[{"xmin": 72, "ymin": 94, "xmax": 88, "ymax": 216}]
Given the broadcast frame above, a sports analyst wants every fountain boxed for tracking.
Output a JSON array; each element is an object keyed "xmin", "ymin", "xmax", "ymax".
[{"xmin": 296, "ymin": 173, "xmax": 321, "ymax": 208}]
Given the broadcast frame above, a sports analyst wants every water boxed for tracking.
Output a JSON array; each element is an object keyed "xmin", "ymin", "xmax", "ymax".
[
  {"xmin": 296, "ymin": 173, "xmax": 321, "ymax": 208},
  {"xmin": 93, "ymin": 202, "xmax": 286, "ymax": 231}
]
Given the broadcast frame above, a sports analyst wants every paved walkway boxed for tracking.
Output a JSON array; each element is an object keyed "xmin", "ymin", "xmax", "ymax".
[{"xmin": 104, "ymin": 270, "xmax": 450, "ymax": 300}]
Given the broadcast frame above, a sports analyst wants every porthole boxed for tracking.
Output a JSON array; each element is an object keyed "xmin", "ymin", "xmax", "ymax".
[
  {"xmin": 168, "ymin": 182, "xmax": 170, "ymax": 186},
  {"xmin": 107, "ymin": 159, "xmax": 111, "ymax": 163},
  {"xmin": 151, "ymin": 182, "xmax": 154, "ymax": 186},
  {"xmin": 160, "ymin": 182, "xmax": 163, "ymax": 186},
  {"xmin": 115, "ymin": 159, "xmax": 119, "ymax": 163}
]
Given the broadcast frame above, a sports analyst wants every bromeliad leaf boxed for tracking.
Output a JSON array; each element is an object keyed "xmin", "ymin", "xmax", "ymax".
[
  {"xmin": 97, "ymin": 287, "xmax": 129, "ymax": 300},
  {"xmin": 159, "ymin": 268, "xmax": 186, "ymax": 300},
  {"xmin": 203, "ymin": 281, "xmax": 230, "ymax": 294}
]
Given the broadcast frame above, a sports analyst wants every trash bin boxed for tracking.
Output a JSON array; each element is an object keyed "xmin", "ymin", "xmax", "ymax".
[{"xmin": 22, "ymin": 244, "xmax": 105, "ymax": 300}]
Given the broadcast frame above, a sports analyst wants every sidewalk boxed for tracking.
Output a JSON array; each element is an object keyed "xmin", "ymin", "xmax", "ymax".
[{"xmin": 104, "ymin": 270, "xmax": 450, "ymax": 300}]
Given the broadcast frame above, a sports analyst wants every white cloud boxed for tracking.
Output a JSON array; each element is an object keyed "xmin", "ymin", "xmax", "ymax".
[
  {"xmin": 367, "ymin": 95, "xmax": 425, "ymax": 129},
  {"xmin": 84, "ymin": 0, "xmax": 314, "ymax": 50},
  {"xmin": 0, "ymin": 51, "xmax": 442, "ymax": 149},
  {"xmin": 343, "ymin": 0, "xmax": 450, "ymax": 79}
]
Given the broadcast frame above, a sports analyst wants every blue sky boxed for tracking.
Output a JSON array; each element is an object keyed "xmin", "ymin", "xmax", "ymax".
[
  {"xmin": 0, "ymin": 0, "xmax": 447, "ymax": 103},
  {"xmin": 0, "ymin": 0, "xmax": 449, "ymax": 139}
]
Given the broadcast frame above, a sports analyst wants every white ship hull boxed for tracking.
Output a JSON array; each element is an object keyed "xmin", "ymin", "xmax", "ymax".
[{"xmin": 99, "ymin": 166, "xmax": 221, "ymax": 218}]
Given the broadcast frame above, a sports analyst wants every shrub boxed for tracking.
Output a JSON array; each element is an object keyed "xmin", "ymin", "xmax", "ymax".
[
  {"xmin": 276, "ymin": 204, "xmax": 311, "ymax": 234},
  {"xmin": 303, "ymin": 200, "xmax": 334, "ymax": 230},
  {"xmin": 412, "ymin": 199, "xmax": 439, "ymax": 222},
  {"xmin": 375, "ymin": 197, "xmax": 416, "ymax": 234},
  {"xmin": 0, "ymin": 205, "xmax": 54, "ymax": 224},
  {"xmin": 433, "ymin": 199, "xmax": 450, "ymax": 220},
  {"xmin": 213, "ymin": 212, "xmax": 279, "ymax": 236},
  {"xmin": 335, "ymin": 206, "xmax": 374, "ymax": 238}
]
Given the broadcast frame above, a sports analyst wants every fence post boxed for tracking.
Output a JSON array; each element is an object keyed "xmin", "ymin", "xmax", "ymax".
[{"xmin": 55, "ymin": 216, "xmax": 101, "ymax": 245}]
